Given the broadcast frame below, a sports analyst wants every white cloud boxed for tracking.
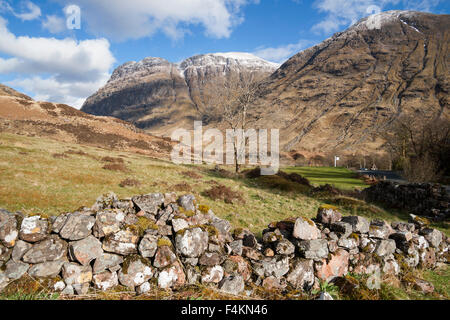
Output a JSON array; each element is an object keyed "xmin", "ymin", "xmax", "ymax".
[
  {"xmin": 0, "ymin": 1, "xmax": 41, "ymax": 21},
  {"xmin": 253, "ymin": 40, "xmax": 312, "ymax": 63},
  {"xmin": 42, "ymin": 15, "xmax": 66, "ymax": 34},
  {"xmin": 0, "ymin": 16, "xmax": 115, "ymax": 108},
  {"xmin": 311, "ymin": 0, "xmax": 443, "ymax": 34},
  {"xmin": 55, "ymin": 0, "xmax": 258, "ymax": 41}
]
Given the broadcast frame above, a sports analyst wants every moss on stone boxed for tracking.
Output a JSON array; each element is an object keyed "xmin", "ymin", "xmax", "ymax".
[
  {"xmin": 319, "ymin": 204, "xmax": 338, "ymax": 211},
  {"xmin": 122, "ymin": 254, "xmax": 152, "ymax": 274},
  {"xmin": 198, "ymin": 205, "xmax": 210, "ymax": 214},
  {"xmin": 157, "ymin": 238, "xmax": 173, "ymax": 248}
]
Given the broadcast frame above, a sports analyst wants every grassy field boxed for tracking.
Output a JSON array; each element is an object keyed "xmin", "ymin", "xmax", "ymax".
[
  {"xmin": 284, "ymin": 166, "xmax": 368, "ymax": 190},
  {"xmin": 0, "ymin": 132, "xmax": 448, "ymax": 300}
]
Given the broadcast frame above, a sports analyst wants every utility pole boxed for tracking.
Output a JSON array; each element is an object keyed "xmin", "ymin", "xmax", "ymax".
[{"xmin": 334, "ymin": 156, "xmax": 340, "ymax": 168}]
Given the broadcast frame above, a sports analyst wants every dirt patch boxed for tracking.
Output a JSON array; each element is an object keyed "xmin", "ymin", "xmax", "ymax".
[
  {"xmin": 119, "ymin": 178, "xmax": 141, "ymax": 187},
  {"xmin": 102, "ymin": 156, "xmax": 125, "ymax": 164},
  {"xmin": 52, "ymin": 153, "xmax": 68, "ymax": 159},
  {"xmin": 203, "ymin": 184, "xmax": 244, "ymax": 204},
  {"xmin": 182, "ymin": 171, "xmax": 203, "ymax": 179},
  {"xmin": 172, "ymin": 182, "xmax": 192, "ymax": 192},
  {"xmin": 103, "ymin": 163, "xmax": 129, "ymax": 172}
]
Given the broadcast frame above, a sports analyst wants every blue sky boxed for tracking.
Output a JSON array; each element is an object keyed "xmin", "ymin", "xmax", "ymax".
[{"xmin": 0, "ymin": 0, "xmax": 448, "ymax": 108}]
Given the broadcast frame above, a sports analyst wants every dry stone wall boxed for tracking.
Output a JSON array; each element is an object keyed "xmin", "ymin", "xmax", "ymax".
[{"xmin": 0, "ymin": 192, "xmax": 448, "ymax": 297}]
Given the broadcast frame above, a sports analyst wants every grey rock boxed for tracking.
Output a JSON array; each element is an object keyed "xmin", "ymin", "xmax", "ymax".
[
  {"xmin": 199, "ymin": 252, "xmax": 221, "ymax": 266},
  {"xmin": 171, "ymin": 218, "xmax": 189, "ymax": 233},
  {"xmin": 93, "ymin": 253, "xmax": 123, "ymax": 274},
  {"xmin": 0, "ymin": 272, "xmax": 10, "ymax": 291},
  {"xmin": 219, "ymin": 274, "xmax": 245, "ymax": 296},
  {"xmin": 62, "ymin": 262, "xmax": 93, "ymax": 286},
  {"xmin": 297, "ymin": 239, "xmax": 329, "ymax": 259},
  {"xmin": 51, "ymin": 213, "xmax": 69, "ymax": 233},
  {"xmin": 275, "ymin": 239, "xmax": 295, "ymax": 255},
  {"xmin": 375, "ymin": 239, "xmax": 396, "ymax": 257},
  {"xmin": 69, "ymin": 235, "xmax": 103, "ymax": 266},
  {"xmin": 316, "ymin": 292, "xmax": 334, "ymax": 300},
  {"xmin": 136, "ymin": 281, "xmax": 151, "ymax": 294},
  {"xmin": 133, "ymin": 193, "xmax": 164, "ymax": 215},
  {"xmin": 420, "ymin": 228, "xmax": 442, "ymax": 248},
  {"xmin": 11, "ymin": 240, "xmax": 32, "ymax": 262},
  {"xmin": 177, "ymin": 194, "xmax": 196, "ymax": 212},
  {"xmin": 118, "ymin": 257, "xmax": 154, "ymax": 288},
  {"xmin": 391, "ymin": 222, "xmax": 415, "ymax": 232},
  {"xmin": 211, "ymin": 217, "xmax": 233, "ymax": 243},
  {"xmin": 338, "ymin": 237, "xmax": 358, "ymax": 250},
  {"xmin": 175, "ymin": 227, "xmax": 209, "ymax": 258},
  {"xmin": 0, "ymin": 211, "xmax": 18, "ymax": 248},
  {"xmin": 286, "ymin": 259, "xmax": 315, "ymax": 291},
  {"xmin": 61, "ymin": 284, "xmax": 75, "ymax": 295},
  {"xmin": 93, "ymin": 271, "xmax": 119, "ymax": 291},
  {"xmin": 28, "ymin": 260, "xmax": 66, "ymax": 278},
  {"xmin": 293, "ymin": 217, "xmax": 321, "ymax": 240},
  {"xmin": 4, "ymin": 260, "xmax": 29, "ymax": 280},
  {"xmin": 93, "ymin": 209, "xmax": 126, "ymax": 238},
  {"xmin": 19, "ymin": 216, "xmax": 49, "ymax": 243},
  {"xmin": 201, "ymin": 265, "xmax": 224, "ymax": 284},
  {"xmin": 368, "ymin": 220, "xmax": 393, "ymax": 239},
  {"xmin": 138, "ymin": 234, "xmax": 158, "ymax": 258},
  {"xmin": 22, "ymin": 235, "xmax": 67, "ymax": 263},
  {"xmin": 73, "ymin": 283, "xmax": 90, "ymax": 295},
  {"xmin": 0, "ymin": 244, "xmax": 11, "ymax": 262},
  {"xmin": 342, "ymin": 216, "xmax": 370, "ymax": 234},
  {"xmin": 59, "ymin": 212, "xmax": 95, "ymax": 241},
  {"xmin": 390, "ymin": 231, "xmax": 413, "ymax": 243},
  {"xmin": 102, "ymin": 228, "xmax": 139, "ymax": 255},
  {"xmin": 317, "ymin": 207, "xmax": 342, "ymax": 225},
  {"xmin": 153, "ymin": 245, "xmax": 177, "ymax": 268},
  {"xmin": 229, "ymin": 240, "xmax": 243, "ymax": 255},
  {"xmin": 253, "ymin": 256, "xmax": 290, "ymax": 278}
]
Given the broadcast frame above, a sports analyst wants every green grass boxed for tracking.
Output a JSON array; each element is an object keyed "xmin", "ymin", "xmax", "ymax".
[{"xmin": 284, "ymin": 166, "xmax": 368, "ymax": 190}]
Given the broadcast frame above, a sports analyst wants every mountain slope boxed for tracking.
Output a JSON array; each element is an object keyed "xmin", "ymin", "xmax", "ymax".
[
  {"xmin": 254, "ymin": 11, "xmax": 449, "ymax": 154},
  {"xmin": 0, "ymin": 85, "xmax": 174, "ymax": 158},
  {"xmin": 81, "ymin": 53, "xmax": 280, "ymax": 135}
]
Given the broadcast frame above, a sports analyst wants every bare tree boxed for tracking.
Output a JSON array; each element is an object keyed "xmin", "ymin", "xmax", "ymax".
[{"xmin": 202, "ymin": 71, "xmax": 265, "ymax": 173}]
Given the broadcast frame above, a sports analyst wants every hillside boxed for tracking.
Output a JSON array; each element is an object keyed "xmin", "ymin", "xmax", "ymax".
[
  {"xmin": 81, "ymin": 53, "xmax": 279, "ymax": 135},
  {"xmin": 0, "ymin": 85, "xmax": 174, "ymax": 159},
  {"xmin": 254, "ymin": 11, "xmax": 449, "ymax": 154}
]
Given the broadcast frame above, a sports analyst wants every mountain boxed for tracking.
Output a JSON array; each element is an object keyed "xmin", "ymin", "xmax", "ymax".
[
  {"xmin": 254, "ymin": 10, "xmax": 449, "ymax": 154},
  {"xmin": 0, "ymin": 85, "xmax": 174, "ymax": 158},
  {"xmin": 81, "ymin": 53, "xmax": 280, "ymax": 135}
]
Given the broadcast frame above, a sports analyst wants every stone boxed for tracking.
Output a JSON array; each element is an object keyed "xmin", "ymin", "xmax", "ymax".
[
  {"xmin": 382, "ymin": 258, "xmax": 400, "ymax": 275},
  {"xmin": 137, "ymin": 282, "xmax": 151, "ymax": 294},
  {"xmin": 175, "ymin": 227, "xmax": 208, "ymax": 258},
  {"xmin": 414, "ymin": 235, "xmax": 429, "ymax": 250},
  {"xmin": 390, "ymin": 231, "xmax": 413, "ymax": 243},
  {"xmin": 275, "ymin": 239, "xmax": 295, "ymax": 255},
  {"xmin": 0, "ymin": 211, "xmax": 18, "ymax": 247},
  {"xmin": 62, "ymin": 262, "xmax": 93, "ymax": 286},
  {"xmin": 91, "ymin": 192, "xmax": 119, "ymax": 211},
  {"xmin": 0, "ymin": 272, "xmax": 9, "ymax": 291},
  {"xmin": 219, "ymin": 274, "xmax": 245, "ymax": 296},
  {"xmin": 375, "ymin": 239, "xmax": 396, "ymax": 257},
  {"xmin": 201, "ymin": 265, "xmax": 224, "ymax": 284},
  {"xmin": 132, "ymin": 193, "xmax": 164, "ymax": 215},
  {"xmin": 391, "ymin": 222, "xmax": 415, "ymax": 232},
  {"xmin": 242, "ymin": 233, "xmax": 258, "ymax": 248},
  {"xmin": 102, "ymin": 227, "xmax": 139, "ymax": 255},
  {"xmin": 59, "ymin": 212, "xmax": 95, "ymax": 241},
  {"xmin": 293, "ymin": 217, "xmax": 321, "ymax": 240},
  {"xmin": 253, "ymin": 256, "xmax": 290, "ymax": 279},
  {"xmin": 158, "ymin": 262, "xmax": 186, "ymax": 289},
  {"xmin": 225, "ymin": 256, "xmax": 251, "ymax": 282},
  {"xmin": 69, "ymin": 235, "xmax": 103, "ymax": 266},
  {"xmin": 171, "ymin": 218, "xmax": 189, "ymax": 233},
  {"xmin": 242, "ymin": 247, "xmax": 263, "ymax": 261},
  {"xmin": 93, "ymin": 271, "xmax": 119, "ymax": 291},
  {"xmin": 53, "ymin": 281, "xmax": 66, "ymax": 292},
  {"xmin": 297, "ymin": 239, "xmax": 329, "ymax": 260},
  {"xmin": 93, "ymin": 209, "xmax": 126, "ymax": 237},
  {"xmin": 262, "ymin": 276, "xmax": 284, "ymax": 291},
  {"xmin": 420, "ymin": 228, "xmax": 442, "ymax": 248},
  {"xmin": 342, "ymin": 216, "xmax": 370, "ymax": 234},
  {"xmin": 316, "ymin": 249, "xmax": 349, "ymax": 281},
  {"xmin": 419, "ymin": 248, "xmax": 436, "ymax": 268},
  {"xmin": 316, "ymin": 206, "xmax": 342, "ymax": 225},
  {"xmin": 164, "ymin": 192, "xmax": 177, "ymax": 206},
  {"xmin": 264, "ymin": 248, "xmax": 275, "ymax": 257},
  {"xmin": 413, "ymin": 278, "xmax": 434, "ymax": 294},
  {"xmin": 11, "ymin": 240, "xmax": 32, "ymax": 262},
  {"xmin": 93, "ymin": 253, "xmax": 123, "ymax": 274},
  {"xmin": 153, "ymin": 245, "xmax": 177, "ymax": 268},
  {"xmin": 210, "ymin": 217, "xmax": 233, "ymax": 243},
  {"xmin": 118, "ymin": 257, "xmax": 154, "ymax": 288},
  {"xmin": 0, "ymin": 244, "xmax": 11, "ymax": 262},
  {"xmin": 316, "ymin": 292, "xmax": 334, "ymax": 300},
  {"xmin": 404, "ymin": 250, "xmax": 420, "ymax": 268},
  {"xmin": 28, "ymin": 260, "xmax": 66, "ymax": 278},
  {"xmin": 199, "ymin": 252, "xmax": 221, "ymax": 266},
  {"xmin": 51, "ymin": 213, "xmax": 69, "ymax": 233},
  {"xmin": 262, "ymin": 231, "xmax": 279, "ymax": 244},
  {"xmin": 4, "ymin": 260, "xmax": 29, "ymax": 280},
  {"xmin": 158, "ymin": 224, "xmax": 173, "ymax": 236},
  {"xmin": 338, "ymin": 237, "xmax": 358, "ymax": 250},
  {"xmin": 330, "ymin": 222, "xmax": 352, "ymax": 238},
  {"xmin": 177, "ymin": 194, "xmax": 196, "ymax": 212},
  {"xmin": 19, "ymin": 216, "xmax": 49, "ymax": 243},
  {"xmin": 22, "ymin": 235, "xmax": 67, "ymax": 263},
  {"xmin": 286, "ymin": 259, "xmax": 315, "ymax": 291},
  {"xmin": 368, "ymin": 220, "xmax": 393, "ymax": 239},
  {"xmin": 73, "ymin": 283, "xmax": 90, "ymax": 295},
  {"xmin": 138, "ymin": 234, "xmax": 158, "ymax": 258}
]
